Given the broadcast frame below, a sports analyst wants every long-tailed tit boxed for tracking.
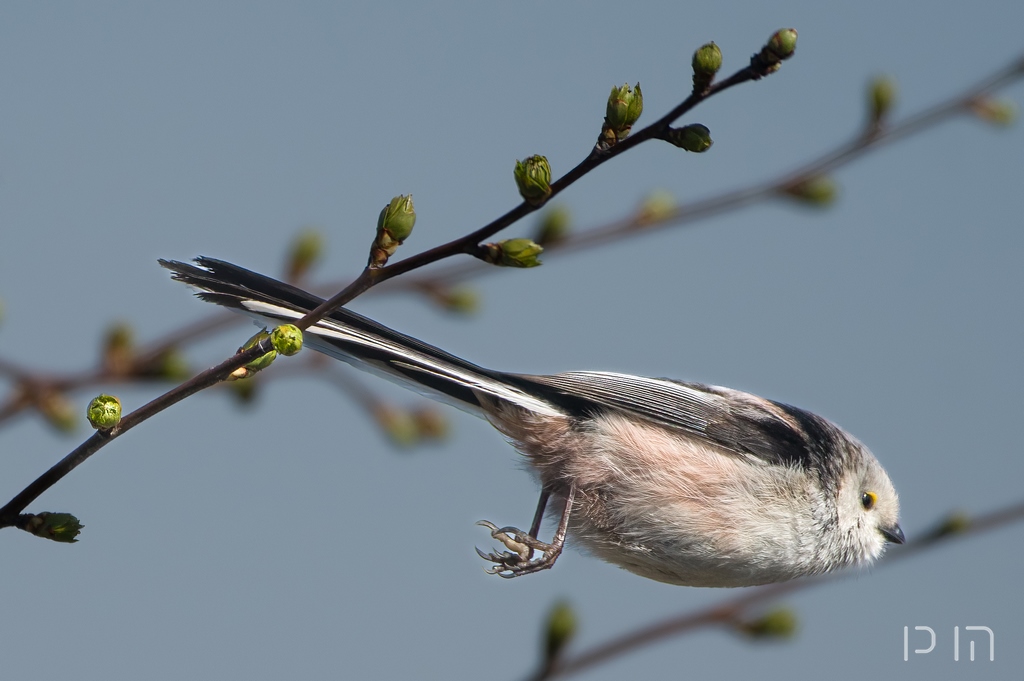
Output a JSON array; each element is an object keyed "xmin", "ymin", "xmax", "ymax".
[{"xmin": 162, "ymin": 257, "xmax": 903, "ymax": 587}]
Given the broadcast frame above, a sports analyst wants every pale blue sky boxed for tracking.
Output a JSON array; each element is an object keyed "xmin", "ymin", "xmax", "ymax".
[{"xmin": 1, "ymin": 3, "xmax": 1022, "ymax": 680}]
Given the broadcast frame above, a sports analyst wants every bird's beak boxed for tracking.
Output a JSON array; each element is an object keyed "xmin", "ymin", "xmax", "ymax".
[{"xmin": 880, "ymin": 523, "xmax": 905, "ymax": 544}]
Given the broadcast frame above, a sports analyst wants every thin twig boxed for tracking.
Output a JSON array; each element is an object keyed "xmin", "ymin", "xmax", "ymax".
[
  {"xmin": 389, "ymin": 53, "xmax": 1024, "ymax": 294},
  {"xmin": 290, "ymin": 61, "xmax": 773, "ymax": 331},
  {"xmin": 0, "ymin": 48, "xmax": 773, "ymax": 523},
  {"xmin": 0, "ymin": 340, "xmax": 270, "ymax": 526}
]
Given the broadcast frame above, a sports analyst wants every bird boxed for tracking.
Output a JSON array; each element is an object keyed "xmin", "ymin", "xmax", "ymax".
[{"xmin": 162, "ymin": 256, "xmax": 903, "ymax": 587}]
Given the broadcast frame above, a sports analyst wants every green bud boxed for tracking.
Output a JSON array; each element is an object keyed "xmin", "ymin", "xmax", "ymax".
[
  {"xmin": 370, "ymin": 195, "xmax": 417, "ymax": 268},
  {"xmin": 751, "ymin": 28, "xmax": 798, "ymax": 77},
  {"xmin": 664, "ymin": 124, "xmax": 713, "ymax": 152},
  {"xmin": 514, "ymin": 155, "xmax": 552, "ymax": 206},
  {"xmin": 766, "ymin": 28, "xmax": 798, "ymax": 60},
  {"xmin": 636, "ymin": 189, "xmax": 678, "ymax": 225},
  {"xmin": 87, "ymin": 394, "xmax": 122, "ymax": 430},
  {"xmin": 604, "ymin": 82, "xmax": 644, "ymax": 142},
  {"xmin": 150, "ymin": 348, "xmax": 191, "ymax": 381},
  {"xmin": 436, "ymin": 286, "xmax": 479, "ymax": 315},
  {"xmin": 971, "ymin": 98, "xmax": 1018, "ymax": 126},
  {"xmin": 270, "ymin": 324, "xmax": 303, "ymax": 356},
  {"xmin": 480, "ymin": 239, "xmax": 544, "ymax": 268},
  {"xmin": 230, "ymin": 330, "xmax": 276, "ymax": 380},
  {"xmin": 374, "ymin": 405, "xmax": 419, "ymax": 447},
  {"xmin": 544, "ymin": 601, "xmax": 577, "ymax": 663},
  {"xmin": 17, "ymin": 512, "xmax": 84, "ymax": 543},
  {"xmin": 534, "ymin": 205, "xmax": 571, "ymax": 246},
  {"xmin": 101, "ymin": 322, "xmax": 135, "ymax": 376},
  {"xmin": 38, "ymin": 391, "xmax": 77, "ymax": 433},
  {"xmin": 868, "ymin": 76, "xmax": 897, "ymax": 125},
  {"xmin": 229, "ymin": 375, "xmax": 260, "ymax": 405},
  {"xmin": 782, "ymin": 175, "xmax": 837, "ymax": 206},
  {"xmin": 738, "ymin": 607, "xmax": 798, "ymax": 639},
  {"xmin": 286, "ymin": 227, "xmax": 325, "ymax": 282},
  {"xmin": 412, "ymin": 406, "xmax": 449, "ymax": 441},
  {"xmin": 692, "ymin": 42, "xmax": 723, "ymax": 93},
  {"xmin": 927, "ymin": 511, "xmax": 971, "ymax": 539}
]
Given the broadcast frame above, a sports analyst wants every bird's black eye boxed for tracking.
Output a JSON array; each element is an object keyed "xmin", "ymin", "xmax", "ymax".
[{"xmin": 861, "ymin": 492, "xmax": 877, "ymax": 510}]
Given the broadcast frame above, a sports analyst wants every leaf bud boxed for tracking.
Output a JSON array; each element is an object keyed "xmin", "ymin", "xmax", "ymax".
[
  {"xmin": 868, "ymin": 76, "xmax": 897, "ymax": 125},
  {"xmin": 970, "ymin": 98, "xmax": 1018, "ymax": 126},
  {"xmin": 636, "ymin": 189, "xmax": 678, "ymax": 225},
  {"xmin": 17, "ymin": 512, "xmax": 84, "ymax": 543},
  {"xmin": 514, "ymin": 155, "xmax": 553, "ymax": 206},
  {"xmin": 750, "ymin": 28, "xmax": 798, "ymax": 77},
  {"xmin": 544, "ymin": 601, "xmax": 577, "ymax": 663},
  {"xmin": 781, "ymin": 175, "xmax": 837, "ymax": 206},
  {"xmin": 664, "ymin": 124, "xmax": 713, "ymax": 152},
  {"xmin": 87, "ymin": 394, "xmax": 122, "ymax": 430},
  {"xmin": 270, "ymin": 324, "xmax": 303, "ymax": 357},
  {"xmin": 38, "ymin": 391, "xmax": 77, "ymax": 433},
  {"xmin": 369, "ymin": 195, "xmax": 417, "ymax": 268},
  {"xmin": 737, "ymin": 607, "xmax": 798, "ymax": 639},
  {"xmin": 479, "ymin": 239, "xmax": 544, "ymax": 268},
  {"xmin": 692, "ymin": 42, "xmax": 723, "ymax": 93},
  {"xmin": 229, "ymin": 330, "xmax": 276, "ymax": 380},
  {"xmin": 285, "ymin": 227, "xmax": 325, "ymax": 282},
  {"xmin": 534, "ymin": 205, "xmax": 571, "ymax": 246}
]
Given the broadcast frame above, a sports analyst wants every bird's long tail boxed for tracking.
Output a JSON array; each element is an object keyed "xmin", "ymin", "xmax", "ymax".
[{"xmin": 160, "ymin": 257, "xmax": 562, "ymax": 418}]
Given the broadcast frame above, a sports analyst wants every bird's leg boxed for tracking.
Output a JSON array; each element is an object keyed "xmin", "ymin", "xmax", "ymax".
[{"xmin": 475, "ymin": 485, "xmax": 575, "ymax": 578}]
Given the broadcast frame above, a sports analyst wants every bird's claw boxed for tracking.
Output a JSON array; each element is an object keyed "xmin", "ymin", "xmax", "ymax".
[{"xmin": 475, "ymin": 519, "xmax": 562, "ymax": 578}]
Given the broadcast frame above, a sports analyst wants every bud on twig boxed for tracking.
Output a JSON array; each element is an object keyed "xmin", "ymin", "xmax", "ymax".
[
  {"xmin": 229, "ymin": 374, "xmax": 260, "ymax": 405},
  {"xmin": 270, "ymin": 324, "xmax": 303, "ymax": 356},
  {"xmin": 38, "ymin": 391, "xmax": 77, "ymax": 433},
  {"xmin": 434, "ymin": 286, "xmax": 479, "ymax": 315},
  {"xmin": 970, "ymin": 98, "xmax": 1018, "ymax": 126},
  {"xmin": 477, "ymin": 239, "xmax": 544, "ymax": 268},
  {"xmin": 144, "ymin": 347, "xmax": 191, "ymax": 381},
  {"xmin": 87, "ymin": 394, "xmax": 122, "ymax": 431},
  {"xmin": 374, "ymin": 404, "xmax": 419, "ymax": 447},
  {"xmin": 751, "ymin": 28, "xmax": 798, "ymax": 77},
  {"xmin": 664, "ymin": 124, "xmax": 713, "ymax": 152},
  {"xmin": 17, "ymin": 512, "xmax": 84, "ymax": 543},
  {"xmin": 534, "ymin": 205, "xmax": 571, "ymax": 246},
  {"xmin": 229, "ymin": 330, "xmax": 277, "ymax": 381},
  {"xmin": 868, "ymin": 76, "xmax": 897, "ymax": 127},
  {"xmin": 692, "ymin": 42, "xmax": 723, "ymax": 93},
  {"xmin": 920, "ymin": 511, "xmax": 971, "ymax": 541},
  {"xmin": 600, "ymin": 83, "xmax": 643, "ymax": 147},
  {"xmin": 369, "ymin": 195, "xmax": 417, "ymax": 268},
  {"xmin": 781, "ymin": 175, "xmax": 837, "ymax": 206},
  {"xmin": 101, "ymin": 322, "xmax": 135, "ymax": 376},
  {"xmin": 736, "ymin": 607, "xmax": 798, "ymax": 639},
  {"xmin": 543, "ymin": 601, "xmax": 577, "ymax": 664},
  {"xmin": 514, "ymin": 156, "xmax": 553, "ymax": 206},
  {"xmin": 286, "ymin": 227, "xmax": 324, "ymax": 282},
  {"xmin": 412, "ymin": 406, "xmax": 449, "ymax": 441},
  {"xmin": 636, "ymin": 189, "xmax": 678, "ymax": 226}
]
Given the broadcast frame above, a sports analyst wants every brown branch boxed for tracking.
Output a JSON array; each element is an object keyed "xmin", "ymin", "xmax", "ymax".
[
  {"xmin": 289, "ymin": 60, "xmax": 775, "ymax": 332},
  {"xmin": 0, "ymin": 41, "xmax": 778, "ymax": 522},
  {"xmin": 0, "ymin": 340, "xmax": 270, "ymax": 527},
  {"xmin": 387, "ymin": 53, "xmax": 1024, "ymax": 295}
]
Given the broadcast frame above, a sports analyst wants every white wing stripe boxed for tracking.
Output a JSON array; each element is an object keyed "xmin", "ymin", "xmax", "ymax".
[{"xmin": 241, "ymin": 300, "xmax": 563, "ymax": 418}]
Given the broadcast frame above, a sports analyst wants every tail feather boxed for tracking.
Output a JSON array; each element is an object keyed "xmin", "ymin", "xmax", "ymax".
[{"xmin": 160, "ymin": 257, "xmax": 563, "ymax": 418}]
